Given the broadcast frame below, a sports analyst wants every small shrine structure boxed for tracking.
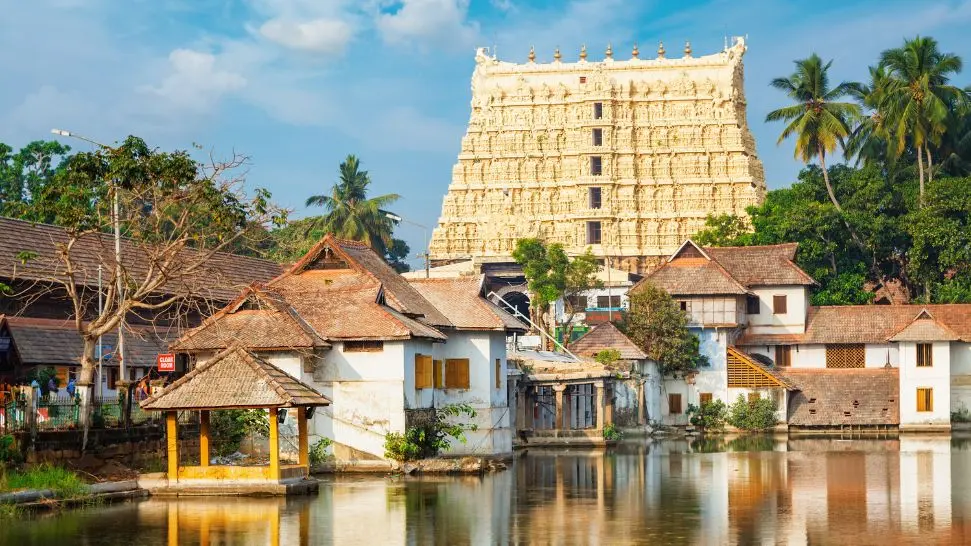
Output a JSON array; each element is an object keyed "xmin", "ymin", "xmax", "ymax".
[{"xmin": 140, "ymin": 345, "xmax": 330, "ymax": 495}]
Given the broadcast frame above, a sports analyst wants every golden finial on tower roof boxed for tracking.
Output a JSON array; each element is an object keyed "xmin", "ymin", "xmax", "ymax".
[
  {"xmin": 684, "ymin": 40, "xmax": 692, "ymax": 58},
  {"xmin": 528, "ymin": 45, "xmax": 536, "ymax": 63},
  {"xmin": 553, "ymin": 47, "xmax": 562, "ymax": 62},
  {"xmin": 657, "ymin": 40, "xmax": 665, "ymax": 59},
  {"xmin": 605, "ymin": 43, "xmax": 613, "ymax": 59},
  {"xmin": 631, "ymin": 42, "xmax": 639, "ymax": 59},
  {"xmin": 579, "ymin": 44, "xmax": 587, "ymax": 61}
]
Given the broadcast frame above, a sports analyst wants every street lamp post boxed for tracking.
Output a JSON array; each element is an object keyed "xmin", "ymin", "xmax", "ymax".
[
  {"xmin": 385, "ymin": 212, "xmax": 430, "ymax": 278},
  {"xmin": 51, "ymin": 129, "xmax": 126, "ymax": 386}
]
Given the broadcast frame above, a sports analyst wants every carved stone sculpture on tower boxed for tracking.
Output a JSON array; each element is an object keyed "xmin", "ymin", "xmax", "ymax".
[{"xmin": 429, "ymin": 37, "xmax": 765, "ymax": 273}]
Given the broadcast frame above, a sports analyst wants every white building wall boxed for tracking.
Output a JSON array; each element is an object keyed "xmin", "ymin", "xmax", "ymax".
[
  {"xmin": 865, "ymin": 344, "xmax": 899, "ymax": 368},
  {"xmin": 746, "ymin": 286, "xmax": 808, "ymax": 335},
  {"xmin": 899, "ymin": 341, "xmax": 951, "ymax": 426},
  {"xmin": 950, "ymin": 343, "xmax": 971, "ymax": 414},
  {"xmin": 899, "ymin": 437, "xmax": 951, "ymax": 530},
  {"xmin": 660, "ymin": 377, "xmax": 690, "ymax": 426},
  {"xmin": 791, "ymin": 344, "xmax": 826, "ymax": 369},
  {"xmin": 693, "ymin": 328, "xmax": 729, "ymax": 405}
]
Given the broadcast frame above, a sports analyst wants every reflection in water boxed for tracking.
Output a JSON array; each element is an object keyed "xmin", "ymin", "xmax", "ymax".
[{"xmin": 6, "ymin": 437, "xmax": 971, "ymax": 545}]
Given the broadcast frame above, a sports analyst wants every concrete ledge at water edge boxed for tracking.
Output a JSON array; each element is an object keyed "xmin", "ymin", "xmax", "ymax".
[
  {"xmin": 314, "ymin": 456, "xmax": 508, "ymax": 475},
  {"xmin": 0, "ymin": 480, "xmax": 146, "ymax": 510}
]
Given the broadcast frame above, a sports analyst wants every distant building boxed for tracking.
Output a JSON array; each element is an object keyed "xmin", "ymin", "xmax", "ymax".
[
  {"xmin": 634, "ymin": 239, "xmax": 971, "ymax": 430},
  {"xmin": 429, "ymin": 38, "xmax": 765, "ymax": 274},
  {"xmin": 173, "ymin": 235, "xmax": 526, "ymax": 461}
]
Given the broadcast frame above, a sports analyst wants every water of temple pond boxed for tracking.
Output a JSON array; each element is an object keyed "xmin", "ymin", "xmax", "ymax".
[{"xmin": 4, "ymin": 436, "xmax": 971, "ymax": 545}]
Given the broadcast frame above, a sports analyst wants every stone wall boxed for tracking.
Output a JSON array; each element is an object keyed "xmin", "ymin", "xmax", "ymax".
[
  {"xmin": 18, "ymin": 425, "xmax": 198, "ymax": 471},
  {"xmin": 430, "ymin": 38, "xmax": 765, "ymax": 273}
]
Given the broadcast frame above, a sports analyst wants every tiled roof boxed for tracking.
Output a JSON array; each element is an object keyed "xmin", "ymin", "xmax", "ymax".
[
  {"xmin": 889, "ymin": 310, "xmax": 961, "ymax": 342},
  {"xmin": 786, "ymin": 368, "xmax": 899, "ymax": 427},
  {"xmin": 635, "ymin": 239, "xmax": 816, "ymax": 297},
  {"xmin": 0, "ymin": 217, "xmax": 282, "ymax": 301},
  {"xmin": 804, "ymin": 305, "xmax": 971, "ymax": 344},
  {"xmin": 140, "ymin": 346, "xmax": 330, "ymax": 410},
  {"xmin": 287, "ymin": 236, "xmax": 451, "ymax": 327},
  {"xmin": 568, "ymin": 322, "xmax": 647, "ymax": 360},
  {"xmin": 729, "ymin": 346, "xmax": 799, "ymax": 390},
  {"xmin": 706, "ymin": 244, "xmax": 816, "ymax": 287},
  {"xmin": 408, "ymin": 276, "xmax": 526, "ymax": 332},
  {"xmin": 0, "ymin": 315, "xmax": 172, "ymax": 367}
]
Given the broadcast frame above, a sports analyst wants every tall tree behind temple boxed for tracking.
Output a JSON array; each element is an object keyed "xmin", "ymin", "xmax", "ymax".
[
  {"xmin": 0, "ymin": 141, "xmax": 72, "ymax": 222},
  {"xmin": 305, "ymin": 154, "xmax": 401, "ymax": 257}
]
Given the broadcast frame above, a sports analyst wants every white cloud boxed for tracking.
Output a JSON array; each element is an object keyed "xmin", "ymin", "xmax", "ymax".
[
  {"xmin": 259, "ymin": 17, "xmax": 355, "ymax": 53},
  {"xmin": 143, "ymin": 49, "xmax": 247, "ymax": 112},
  {"xmin": 376, "ymin": 0, "xmax": 479, "ymax": 50}
]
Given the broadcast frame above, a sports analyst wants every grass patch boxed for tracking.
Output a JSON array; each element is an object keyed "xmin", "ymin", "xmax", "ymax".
[{"xmin": 1, "ymin": 464, "xmax": 88, "ymax": 498}]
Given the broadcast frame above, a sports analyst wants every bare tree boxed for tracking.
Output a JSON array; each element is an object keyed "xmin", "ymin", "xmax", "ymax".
[{"xmin": 11, "ymin": 136, "xmax": 285, "ymax": 447}]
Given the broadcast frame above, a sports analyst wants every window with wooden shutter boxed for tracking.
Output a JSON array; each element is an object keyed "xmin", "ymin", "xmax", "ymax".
[
  {"xmin": 445, "ymin": 358, "xmax": 471, "ymax": 389},
  {"xmin": 917, "ymin": 344, "xmax": 933, "ymax": 367},
  {"xmin": 668, "ymin": 393, "xmax": 682, "ymax": 414},
  {"xmin": 772, "ymin": 295, "xmax": 787, "ymax": 314},
  {"xmin": 699, "ymin": 393, "xmax": 713, "ymax": 406},
  {"xmin": 775, "ymin": 345, "xmax": 792, "ymax": 367},
  {"xmin": 414, "ymin": 354, "xmax": 432, "ymax": 389},
  {"xmin": 495, "ymin": 359, "xmax": 502, "ymax": 389},
  {"xmin": 747, "ymin": 392, "xmax": 761, "ymax": 404},
  {"xmin": 917, "ymin": 388, "xmax": 933, "ymax": 412},
  {"xmin": 433, "ymin": 360, "xmax": 443, "ymax": 388},
  {"xmin": 825, "ymin": 344, "xmax": 865, "ymax": 368}
]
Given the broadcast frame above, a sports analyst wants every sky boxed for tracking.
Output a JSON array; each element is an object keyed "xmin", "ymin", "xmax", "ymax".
[{"xmin": 2, "ymin": 0, "xmax": 971, "ymax": 268}]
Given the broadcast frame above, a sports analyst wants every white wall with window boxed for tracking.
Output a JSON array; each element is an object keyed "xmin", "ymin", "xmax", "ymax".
[
  {"xmin": 898, "ymin": 341, "xmax": 951, "ymax": 427},
  {"xmin": 745, "ymin": 286, "xmax": 809, "ymax": 334}
]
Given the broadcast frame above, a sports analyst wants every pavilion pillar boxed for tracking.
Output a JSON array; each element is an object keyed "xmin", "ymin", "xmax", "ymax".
[
  {"xmin": 298, "ymin": 407, "xmax": 309, "ymax": 470},
  {"xmin": 553, "ymin": 385, "xmax": 566, "ymax": 430},
  {"xmin": 269, "ymin": 408, "xmax": 280, "ymax": 480},
  {"xmin": 199, "ymin": 410, "xmax": 210, "ymax": 468},
  {"xmin": 595, "ymin": 382, "xmax": 606, "ymax": 431},
  {"xmin": 166, "ymin": 411, "xmax": 179, "ymax": 481}
]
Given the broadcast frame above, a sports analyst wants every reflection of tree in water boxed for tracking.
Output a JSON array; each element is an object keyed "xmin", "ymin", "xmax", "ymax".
[
  {"xmin": 388, "ymin": 480, "xmax": 476, "ymax": 546},
  {"xmin": 690, "ymin": 434, "xmax": 776, "ymax": 453}
]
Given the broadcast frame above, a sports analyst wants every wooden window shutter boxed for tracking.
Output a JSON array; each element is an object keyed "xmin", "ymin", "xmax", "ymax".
[
  {"xmin": 917, "ymin": 388, "xmax": 933, "ymax": 412},
  {"xmin": 747, "ymin": 392, "xmax": 761, "ymax": 404},
  {"xmin": 433, "ymin": 360, "xmax": 443, "ymax": 389},
  {"xmin": 495, "ymin": 358, "xmax": 502, "ymax": 389},
  {"xmin": 773, "ymin": 295, "xmax": 787, "ymax": 314},
  {"xmin": 775, "ymin": 345, "xmax": 791, "ymax": 367},
  {"xmin": 445, "ymin": 358, "xmax": 470, "ymax": 389},
  {"xmin": 668, "ymin": 394, "xmax": 682, "ymax": 414},
  {"xmin": 699, "ymin": 393, "xmax": 713, "ymax": 405},
  {"xmin": 917, "ymin": 344, "xmax": 933, "ymax": 367},
  {"xmin": 414, "ymin": 354, "xmax": 432, "ymax": 389}
]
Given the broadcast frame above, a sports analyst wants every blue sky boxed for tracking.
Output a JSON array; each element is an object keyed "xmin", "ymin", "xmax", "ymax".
[{"xmin": 2, "ymin": 0, "xmax": 971, "ymax": 267}]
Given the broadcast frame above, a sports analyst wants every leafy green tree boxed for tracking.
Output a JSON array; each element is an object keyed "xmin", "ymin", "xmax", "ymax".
[
  {"xmin": 726, "ymin": 395, "xmax": 778, "ymax": 431},
  {"xmin": 385, "ymin": 238, "xmax": 411, "ymax": 273},
  {"xmin": 908, "ymin": 176, "xmax": 971, "ymax": 301},
  {"xmin": 305, "ymin": 155, "xmax": 400, "ymax": 256},
  {"xmin": 260, "ymin": 215, "xmax": 410, "ymax": 270},
  {"xmin": 0, "ymin": 141, "xmax": 72, "ymax": 220},
  {"xmin": 624, "ymin": 282, "xmax": 707, "ymax": 376},
  {"xmin": 879, "ymin": 36, "xmax": 967, "ymax": 198},
  {"xmin": 766, "ymin": 54, "xmax": 861, "ymax": 213},
  {"xmin": 512, "ymin": 238, "xmax": 601, "ymax": 343},
  {"xmin": 692, "ymin": 214, "xmax": 753, "ymax": 247}
]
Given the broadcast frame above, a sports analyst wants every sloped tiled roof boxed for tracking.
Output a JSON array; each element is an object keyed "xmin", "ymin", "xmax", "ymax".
[
  {"xmin": 786, "ymin": 368, "xmax": 899, "ymax": 427},
  {"xmin": 173, "ymin": 287, "xmax": 327, "ymax": 351},
  {"xmin": 1, "ymin": 315, "xmax": 172, "ymax": 367},
  {"xmin": 735, "ymin": 332, "xmax": 806, "ymax": 346},
  {"xmin": 706, "ymin": 244, "xmax": 816, "ymax": 287},
  {"xmin": 889, "ymin": 310, "xmax": 961, "ymax": 342},
  {"xmin": 141, "ymin": 346, "xmax": 330, "ymax": 410},
  {"xmin": 0, "ymin": 217, "xmax": 282, "ymax": 301},
  {"xmin": 728, "ymin": 346, "xmax": 798, "ymax": 390},
  {"xmin": 408, "ymin": 276, "xmax": 526, "ymax": 332},
  {"xmin": 568, "ymin": 322, "xmax": 647, "ymax": 360},
  {"xmin": 635, "ymin": 239, "xmax": 815, "ymax": 297},
  {"xmin": 804, "ymin": 305, "xmax": 971, "ymax": 344}
]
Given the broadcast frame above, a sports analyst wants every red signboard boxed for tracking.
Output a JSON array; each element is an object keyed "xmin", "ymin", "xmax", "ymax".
[{"xmin": 157, "ymin": 353, "xmax": 176, "ymax": 372}]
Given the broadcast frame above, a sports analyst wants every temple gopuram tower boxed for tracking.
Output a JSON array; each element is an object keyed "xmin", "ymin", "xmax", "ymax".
[{"xmin": 429, "ymin": 38, "xmax": 765, "ymax": 273}]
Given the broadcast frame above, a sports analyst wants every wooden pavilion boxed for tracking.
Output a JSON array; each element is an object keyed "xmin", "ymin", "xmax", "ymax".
[{"xmin": 140, "ymin": 346, "xmax": 330, "ymax": 492}]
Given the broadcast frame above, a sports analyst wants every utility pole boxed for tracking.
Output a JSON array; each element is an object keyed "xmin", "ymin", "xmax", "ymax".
[{"xmin": 385, "ymin": 212, "xmax": 430, "ymax": 277}]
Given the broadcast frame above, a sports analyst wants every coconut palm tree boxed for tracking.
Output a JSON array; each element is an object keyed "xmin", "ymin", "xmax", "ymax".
[
  {"xmin": 305, "ymin": 155, "xmax": 401, "ymax": 256},
  {"xmin": 766, "ymin": 54, "xmax": 860, "ymax": 213},
  {"xmin": 878, "ymin": 36, "xmax": 967, "ymax": 200},
  {"xmin": 847, "ymin": 66, "xmax": 896, "ymax": 169}
]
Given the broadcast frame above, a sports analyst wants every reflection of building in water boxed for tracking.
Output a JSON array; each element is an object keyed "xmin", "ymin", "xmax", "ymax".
[{"xmin": 139, "ymin": 498, "xmax": 313, "ymax": 546}]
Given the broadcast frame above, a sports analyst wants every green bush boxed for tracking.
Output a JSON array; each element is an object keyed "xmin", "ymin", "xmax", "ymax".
[
  {"xmin": 309, "ymin": 438, "xmax": 333, "ymax": 466},
  {"xmin": 210, "ymin": 409, "xmax": 269, "ymax": 456},
  {"xmin": 726, "ymin": 394, "xmax": 778, "ymax": 431},
  {"xmin": 594, "ymin": 349, "xmax": 622, "ymax": 367},
  {"xmin": 602, "ymin": 423, "xmax": 622, "ymax": 440},
  {"xmin": 952, "ymin": 406, "xmax": 971, "ymax": 423},
  {"xmin": 0, "ymin": 435, "xmax": 20, "ymax": 467},
  {"xmin": 686, "ymin": 399, "xmax": 727, "ymax": 431},
  {"xmin": 384, "ymin": 404, "xmax": 478, "ymax": 462}
]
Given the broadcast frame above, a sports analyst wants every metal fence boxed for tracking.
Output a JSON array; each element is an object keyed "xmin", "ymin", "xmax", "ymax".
[{"xmin": 0, "ymin": 393, "xmax": 163, "ymax": 433}]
